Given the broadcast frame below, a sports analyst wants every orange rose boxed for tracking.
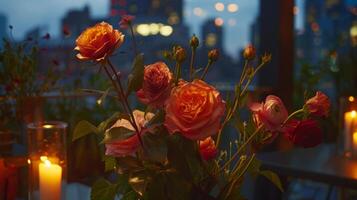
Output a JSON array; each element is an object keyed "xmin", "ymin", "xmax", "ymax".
[
  {"xmin": 136, "ymin": 62, "xmax": 173, "ymax": 108},
  {"xmin": 199, "ymin": 137, "xmax": 218, "ymax": 160},
  {"xmin": 164, "ymin": 79, "xmax": 225, "ymax": 140},
  {"xmin": 75, "ymin": 22, "xmax": 124, "ymax": 61}
]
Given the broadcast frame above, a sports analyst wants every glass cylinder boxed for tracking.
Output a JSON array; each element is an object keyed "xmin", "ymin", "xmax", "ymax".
[
  {"xmin": 27, "ymin": 121, "xmax": 67, "ymax": 200},
  {"xmin": 339, "ymin": 96, "xmax": 357, "ymax": 158}
]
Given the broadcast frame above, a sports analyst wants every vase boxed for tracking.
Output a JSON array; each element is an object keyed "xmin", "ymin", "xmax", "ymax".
[{"xmin": 27, "ymin": 121, "xmax": 67, "ymax": 200}]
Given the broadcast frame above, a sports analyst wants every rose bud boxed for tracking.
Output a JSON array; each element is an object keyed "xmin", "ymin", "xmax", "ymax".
[
  {"xmin": 105, "ymin": 110, "xmax": 154, "ymax": 157},
  {"xmin": 283, "ymin": 119, "xmax": 323, "ymax": 148},
  {"xmin": 75, "ymin": 22, "xmax": 124, "ymax": 62},
  {"xmin": 208, "ymin": 49, "xmax": 219, "ymax": 62},
  {"xmin": 249, "ymin": 95, "xmax": 288, "ymax": 131},
  {"xmin": 305, "ymin": 91, "xmax": 330, "ymax": 117},
  {"xmin": 136, "ymin": 62, "xmax": 173, "ymax": 108},
  {"xmin": 199, "ymin": 137, "xmax": 218, "ymax": 161},
  {"xmin": 261, "ymin": 53, "xmax": 272, "ymax": 63},
  {"xmin": 173, "ymin": 46, "xmax": 186, "ymax": 63},
  {"xmin": 165, "ymin": 79, "xmax": 225, "ymax": 140},
  {"xmin": 243, "ymin": 44, "xmax": 256, "ymax": 60},
  {"xmin": 119, "ymin": 15, "xmax": 135, "ymax": 29},
  {"xmin": 189, "ymin": 35, "xmax": 199, "ymax": 49}
]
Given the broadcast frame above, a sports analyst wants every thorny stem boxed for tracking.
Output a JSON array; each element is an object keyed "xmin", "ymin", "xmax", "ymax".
[
  {"xmin": 218, "ymin": 125, "xmax": 263, "ymax": 173},
  {"xmin": 129, "ymin": 23, "xmax": 138, "ymax": 56},
  {"xmin": 106, "ymin": 59, "xmax": 144, "ymax": 148},
  {"xmin": 189, "ymin": 47, "xmax": 196, "ymax": 81},
  {"xmin": 200, "ymin": 60, "xmax": 213, "ymax": 80},
  {"xmin": 175, "ymin": 62, "xmax": 182, "ymax": 85}
]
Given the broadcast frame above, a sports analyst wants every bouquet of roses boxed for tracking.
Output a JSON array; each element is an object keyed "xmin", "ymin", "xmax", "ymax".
[{"xmin": 72, "ymin": 17, "xmax": 330, "ymax": 200}]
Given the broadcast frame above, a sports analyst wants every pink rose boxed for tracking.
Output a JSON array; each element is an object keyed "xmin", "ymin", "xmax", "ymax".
[
  {"xmin": 305, "ymin": 91, "xmax": 330, "ymax": 117},
  {"xmin": 105, "ymin": 110, "xmax": 154, "ymax": 157},
  {"xmin": 283, "ymin": 119, "xmax": 323, "ymax": 148},
  {"xmin": 199, "ymin": 137, "xmax": 218, "ymax": 161},
  {"xmin": 136, "ymin": 62, "xmax": 173, "ymax": 108},
  {"xmin": 249, "ymin": 95, "xmax": 288, "ymax": 131},
  {"xmin": 164, "ymin": 79, "xmax": 225, "ymax": 140}
]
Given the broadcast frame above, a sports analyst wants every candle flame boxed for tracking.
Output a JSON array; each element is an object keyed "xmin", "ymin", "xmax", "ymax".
[
  {"xmin": 40, "ymin": 156, "xmax": 48, "ymax": 162},
  {"xmin": 352, "ymin": 110, "xmax": 357, "ymax": 118},
  {"xmin": 349, "ymin": 96, "xmax": 355, "ymax": 102},
  {"xmin": 27, "ymin": 159, "xmax": 31, "ymax": 164},
  {"xmin": 44, "ymin": 159, "xmax": 52, "ymax": 167}
]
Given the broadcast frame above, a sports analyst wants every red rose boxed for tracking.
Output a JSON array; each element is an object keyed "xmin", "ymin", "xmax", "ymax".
[
  {"xmin": 105, "ymin": 110, "xmax": 154, "ymax": 157},
  {"xmin": 164, "ymin": 79, "xmax": 225, "ymax": 140},
  {"xmin": 75, "ymin": 22, "xmax": 124, "ymax": 61},
  {"xmin": 199, "ymin": 137, "xmax": 217, "ymax": 161},
  {"xmin": 249, "ymin": 95, "xmax": 288, "ymax": 131},
  {"xmin": 136, "ymin": 62, "xmax": 173, "ymax": 108},
  {"xmin": 305, "ymin": 91, "xmax": 330, "ymax": 117},
  {"xmin": 283, "ymin": 119, "xmax": 323, "ymax": 148},
  {"xmin": 243, "ymin": 44, "xmax": 256, "ymax": 60}
]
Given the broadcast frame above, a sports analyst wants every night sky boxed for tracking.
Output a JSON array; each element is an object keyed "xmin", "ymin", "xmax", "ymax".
[{"xmin": 0, "ymin": 0, "xmax": 307, "ymax": 58}]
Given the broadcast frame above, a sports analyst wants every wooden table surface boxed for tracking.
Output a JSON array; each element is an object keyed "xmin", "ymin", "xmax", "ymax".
[{"xmin": 257, "ymin": 144, "xmax": 357, "ymax": 189}]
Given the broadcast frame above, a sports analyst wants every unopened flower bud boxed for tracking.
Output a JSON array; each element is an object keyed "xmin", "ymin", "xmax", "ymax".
[
  {"xmin": 208, "ymin": 49, "xmax": 219, "ymax": 62},
  {"xmin": 189, "ymin": 35, "xmax": 199, "ymax": 49},
  {"xmin": 243, "ymin": 44, "xmax": 256, "ymax": 60},
  {"xmin": 174, "ymin": 46, "xmax": 186, "ymax": 63},
  {"xmin": 261, "ymin": 53, "xmax": 272, "ymax": 63},
  {"xmin": 245, "ymin": 66, "xmax": 255, "ymax": 78}
]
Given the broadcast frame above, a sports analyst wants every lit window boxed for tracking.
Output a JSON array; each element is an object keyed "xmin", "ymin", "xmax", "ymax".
[
  {"xmin": 215, "ymin": 18, "xmax": 224, "ymax": 26},
  {"xmin": 215, "ymin": 2, "xmax": 225, "ymax": 12},
  {"xmin": 206, "ymin": 33, "xmax": 217, "ymax": 47},
  {"xmin": 160, "ymin": 26, "xmax": 173, "ymax": 36},
  {"xmin": 227, "ymin": 4, "xmax": 239, "ymax": 13},
  {"xmin": 193, "ymin": 7, "xmax": 203, "ymax": 16}
]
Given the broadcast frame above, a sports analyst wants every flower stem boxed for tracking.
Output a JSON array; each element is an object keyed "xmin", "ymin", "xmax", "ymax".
[
  {"xmin": 106, "ymin": 59, "xmax": 144, "ymax": 147},
  {"xmin": 218, "ymin": 125, "xmax": 263, "ymax": 173},
  {"xmin": 282, "ymin": 108, "xmax": 305, "ymax": 125},
  {"xmin": 175, "ymin": 62, "xmax": 182, "ymax": 85},
  {"xmin": 129, "ymin": 23, "xmax": 138, "ymax": 56},
  {"xmin": 200, "ymin": 60, "xmax": 213, "ymax": 80},
  {"xmin": 189, "ymin": 47, "xmax": 196, "ymax": 81}
]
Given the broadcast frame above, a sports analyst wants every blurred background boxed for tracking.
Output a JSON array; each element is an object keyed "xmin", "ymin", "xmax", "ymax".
[{"xmin": 0, "ymin": 0, "xmax": 356, "ymax": 199}]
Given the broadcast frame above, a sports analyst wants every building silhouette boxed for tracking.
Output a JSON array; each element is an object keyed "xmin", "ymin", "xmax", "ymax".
[{"xmin": 0, "ymin": 13, "xmax": 7, "ymax": 42}]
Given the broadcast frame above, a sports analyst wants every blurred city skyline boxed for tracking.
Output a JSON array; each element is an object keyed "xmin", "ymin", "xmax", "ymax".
[{"xmin": 0, "ymin": 0, "xmax": 261, "ymax": 58}]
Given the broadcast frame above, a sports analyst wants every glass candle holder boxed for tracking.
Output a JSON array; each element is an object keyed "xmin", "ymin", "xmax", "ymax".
[
  {"xmin": 339, "ymin": 96, "xmax": 357, "ymax": 158},
  {"xmin": 27, "ymin": 121, "xmax": 67, "ymax": 200}
]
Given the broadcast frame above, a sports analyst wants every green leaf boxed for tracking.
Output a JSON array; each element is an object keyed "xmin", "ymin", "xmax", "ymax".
[
  {"xmin": 142, "ymin": 133, "xmax": 167, "ymax": 163},
  {"xmin": 72, "ymin": 120, "xmax": 99, "ymax": 141},
  {"xmin": 127, "ymin": 53, "xmax": 144, "ymax": 95},
  {"xmin": 260, "ymin": 170, "xmax": 284, "ymax": 192},
  {"xmin": 116, "ymin": 156, "xmax": 143, "ymax": 173},
  {"xmin": 90, "ymin": 178, "xmax": 118, "ymax": 200},
  {"xmin": 143, "ymin": 173, "xmax": 166, "ymax": 200},
  {"xmin": 129, "ymin": 169, "xmax": 150, "ymax": 196},
  {"xmin": 167, "ymin": 134, "xmax": 204, "ymax": 184},
  {"xmin": 97, "ymin": 112, "xmax": 130, "ymax": 133},
  {"xmin": 122, "ymin": 190, "xmax": 139, "ymax": 200},
  {"xmin": 103, "ymin": 156, "xmax": 116, "ymax": 172},
  {"xmin": 146, "ymin": 109, "xmax": 165, "ymax": 126},
  {"xmin": 102, "ymin": 127, "xmax": 135, "ymax": 143},
  {"xmin": 247, "ymin": 157, "xmax": 261, "ymax": 178}
]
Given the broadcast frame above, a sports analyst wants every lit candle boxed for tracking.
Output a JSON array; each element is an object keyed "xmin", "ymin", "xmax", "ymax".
[
  {"xmin": 344, "ymin": 110, "xmax": 357, "ymax": 153},
  {"xmin": 38, "ymin": 156, "xmax": 62, "ymax": 200}
]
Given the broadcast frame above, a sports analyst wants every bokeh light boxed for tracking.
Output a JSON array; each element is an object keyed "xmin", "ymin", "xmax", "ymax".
[
  {"xmin": 227, "ymin": 4, "xmax": 239, "ymax": 13},
  {"xmin": 215, "ymin": 2, "xmax": 225, "ymax": 12}
]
